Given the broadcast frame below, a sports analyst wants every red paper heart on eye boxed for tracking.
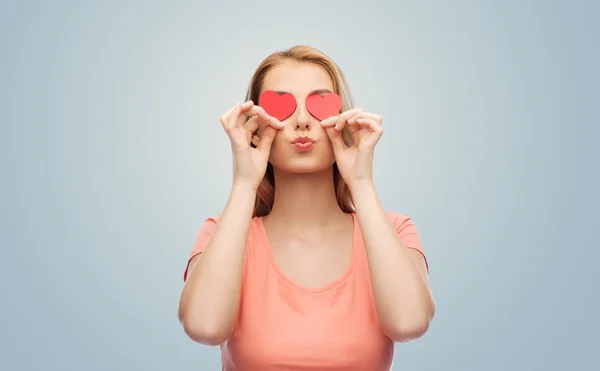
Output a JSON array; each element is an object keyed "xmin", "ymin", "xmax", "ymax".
[
  {"xmin": 259, "ymin": 90, "xmax": 297, "ymax": 121},
  {"xmin": 305, "ymin": 93, "xmax": 342, "ymax": 121}
]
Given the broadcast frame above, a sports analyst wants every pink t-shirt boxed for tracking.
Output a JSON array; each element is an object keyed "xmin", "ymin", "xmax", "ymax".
[{"xmin": 183, "ymin": 211, "xmax": 428, "ymax": 370}]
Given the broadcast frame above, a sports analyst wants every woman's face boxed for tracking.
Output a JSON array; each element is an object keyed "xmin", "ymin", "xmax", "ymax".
[{"xmin": 257, "ymin": 61, "xmax": 337, "ymax": 174}]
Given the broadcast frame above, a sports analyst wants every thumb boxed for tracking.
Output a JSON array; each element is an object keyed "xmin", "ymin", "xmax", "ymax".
[
  {"xmin": 324, "ymin": 125, "xmax": 346, "ymax": 153},
  {"xmin": 257, "ymin": 126, "xmax": 276, "ymax": 153}
]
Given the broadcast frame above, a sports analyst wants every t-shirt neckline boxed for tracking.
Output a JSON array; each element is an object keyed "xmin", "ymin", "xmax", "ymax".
[{"xmin": 257, "ymin": 213, "xmax": 359, "ymax": 295}]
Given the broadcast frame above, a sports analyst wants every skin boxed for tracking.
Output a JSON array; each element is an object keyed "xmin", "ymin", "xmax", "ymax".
[{"xmin": 178, "ymin": 60, "xmax": 436, "ymax": 346}]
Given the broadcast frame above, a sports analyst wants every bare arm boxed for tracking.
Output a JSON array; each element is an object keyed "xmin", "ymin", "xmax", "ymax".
[
  {"xmin": 322, "ymin": 106, "xmax": 434, "ymax": 341},
  {"xmin": 352, "ymin": 181, "xmax": 435, "ymax": 342},
  {"xmin": 177, "ymin": 182, "xmax": 256, "ymax": 345},
  {"xmin": 178, "ymin": 101, "xmax": 282, "ymax": 345}
]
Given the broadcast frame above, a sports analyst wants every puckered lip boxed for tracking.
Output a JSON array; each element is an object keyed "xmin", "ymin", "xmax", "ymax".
[{"xmin": 291, "ymin": 136, "xmax": 317, "ymax": 144}]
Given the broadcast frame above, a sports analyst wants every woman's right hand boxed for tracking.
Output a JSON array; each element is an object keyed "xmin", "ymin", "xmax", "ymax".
[{"xmin": 220, "ymin": 101, "xmax": 284, "ymax": 190}]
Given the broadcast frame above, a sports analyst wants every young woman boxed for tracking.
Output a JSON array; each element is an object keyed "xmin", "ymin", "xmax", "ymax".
[{"xmin": 178, "ymin": 45, "xmax": 435, "ymax": 370}]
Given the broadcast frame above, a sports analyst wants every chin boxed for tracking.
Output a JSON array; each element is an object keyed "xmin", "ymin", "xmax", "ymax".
[
  {"xmin": 270, "ymin": 149, "xmax": 335, "ymax": 175},
  {"xmin": 274, "ymin": 159, "xmax": 333, "ymax": 174}
]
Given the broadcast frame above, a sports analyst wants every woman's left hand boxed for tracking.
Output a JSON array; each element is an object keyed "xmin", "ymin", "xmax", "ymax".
[{"xmin": 321, "ymin": 109, "xmax": 384, "ymax": 191}]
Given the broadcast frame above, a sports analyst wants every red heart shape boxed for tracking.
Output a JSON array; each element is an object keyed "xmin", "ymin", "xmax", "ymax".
[
  {"xmin": 258, "ymin": 90, "xmax": 297, "ymax": 121},
  {"xmin": 305, "ymin": 93, "xmax": 342, "ymax": 121}
]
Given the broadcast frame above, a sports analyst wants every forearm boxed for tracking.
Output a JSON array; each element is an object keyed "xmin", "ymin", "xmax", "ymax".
[
  {"xmin": 351, "ymin": 181, "xmax": 435, "ymax": 341},
  {"xmin": 179, "ymin": 181, "xmax": 256, "ymax": 344}
]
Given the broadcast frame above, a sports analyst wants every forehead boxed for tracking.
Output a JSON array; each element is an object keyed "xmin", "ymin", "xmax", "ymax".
[{"xmin": 261, "ymin": 60, "xmax": 334, "ymax": 96}]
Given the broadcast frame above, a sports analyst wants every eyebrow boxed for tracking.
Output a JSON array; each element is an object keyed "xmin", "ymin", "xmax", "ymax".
[{"xmin": 273, "ymin": 88, "xmax": 333, "ymax": 95}]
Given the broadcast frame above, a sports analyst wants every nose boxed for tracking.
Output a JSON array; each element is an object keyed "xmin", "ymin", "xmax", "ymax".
[{"xmin": 294, "ymin": 104, "xmax": 311, "ymax": 130}]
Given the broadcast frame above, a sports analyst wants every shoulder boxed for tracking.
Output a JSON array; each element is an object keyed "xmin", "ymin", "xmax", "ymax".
[
  {"xmin": 195, "ymin": 214, "xmax": 262, "ymax": 239},
  {"xmin": 385, "ymin": 210, "xmax": 416, "ymax": 229},
  {"xmin": 201, "ymin": 214, "xmax": 221, "ymax": 226},
  {"xmin": 385, "ymin": 210, "xmax": 428, "ymax": 272},
  {"xmin": 384, "ymin": 210, "xmax": 423, "ymax": 248},
  {"xmin": 183, "ymin": 215, "xmax": 261, "ymax": 282}
]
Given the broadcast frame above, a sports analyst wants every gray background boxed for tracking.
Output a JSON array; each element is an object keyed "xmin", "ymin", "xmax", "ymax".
[{"xmin": 1, "ymin": 0, "xmax": 598, "ymax": 370}]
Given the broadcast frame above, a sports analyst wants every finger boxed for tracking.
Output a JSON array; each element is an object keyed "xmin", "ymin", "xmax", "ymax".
[
  {"xmin": 344, "ymin": 117, "xmax": 376, "ymax": 135},
  {"xmin": 245, "ymin": 105, "xmax": 286, "ymax": 130},
  {"xmin": 220, "ymin": 104, "xmax": 239, "ymax": 127},
  {"xmin": 347, "ymin": 112, "xmax": 382, "ymax": 125},
  {"xmin": 325, "ymin": 126, "xmax": 347, "ymax": 153},
  {"xmin": 245, "ymin": 115, "xmax": 284, "ymax": 132},
  {"xmin": 240, "ymin": 100, "xmax": 254, "ymax": 110},
  {"xmin": 320, "ymin": 108, "xmax": 363, "ymax": 128},
  {"xmin": 370, "ymin": 113, "xmax": 383, "ymax": 125},
  {"xmin": 225, "ymin": 103, "xmax": 243, "ymax": 130},
  {"xmin": 334, "ymin": 115, "xmax": 347, "ymax": 131},
  {"xmin": 341, "ymin": 107, "xmax": 364, "ymax": 118},
  {"xmin": 363, "ymin": 113, "xmax": 383, "ymax": 125},
  {"xmin": 257, "ymin": 126, "xmax": 277, "ymax": 152},
  {"xmin": 355, "ymin": 118, "xmax": 384, "ymax": 134},
  {"xmin": 347, "ymin": 111, "xmax": 367, "ymax": 124},
  {"xmin": 266, "ymin": 117, "xmax": 285, "ymax": 129},
  {"xmin": 335, "ymin": 108, "xmax": 364, "ymax": 131},
  {"xmin": 243, "ymin": 104, "xmax": 276, "ymax": 125},
  {"xmin": 231, "ymin": 100, "xmax": 261, "ymax": 128},
  {"xmin": 244, "ymin": 115, "xmax": 260, "ymax": 134},
  {"xmin": 320, "ymin": 115, "xmax": 338, "ymax": 127}
]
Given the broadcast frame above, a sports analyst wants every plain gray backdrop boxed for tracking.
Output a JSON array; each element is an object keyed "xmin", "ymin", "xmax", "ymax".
[{"xmin": 1, "ymin": 0, "xmax": 598, "ymax": 370}]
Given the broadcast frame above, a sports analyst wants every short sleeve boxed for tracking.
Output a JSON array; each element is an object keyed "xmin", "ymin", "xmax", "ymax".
[
  {"xmin": 183, "ymin": 215, "xmax": 220, "ymax": 282},
  {"xmin": 387, "ymin": 211, "xmax": 429, "ymax": 274}
]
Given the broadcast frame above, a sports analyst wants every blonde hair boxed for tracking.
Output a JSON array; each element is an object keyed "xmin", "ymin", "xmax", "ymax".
[{"xmin": 245, "ymin": 45, "xmax": 355, "ymax": 217}]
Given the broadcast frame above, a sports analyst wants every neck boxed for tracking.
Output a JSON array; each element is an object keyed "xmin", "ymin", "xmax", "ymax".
[{"xmin": 265, "ymin": 166, "xmax": 348, "ymax": 231}]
